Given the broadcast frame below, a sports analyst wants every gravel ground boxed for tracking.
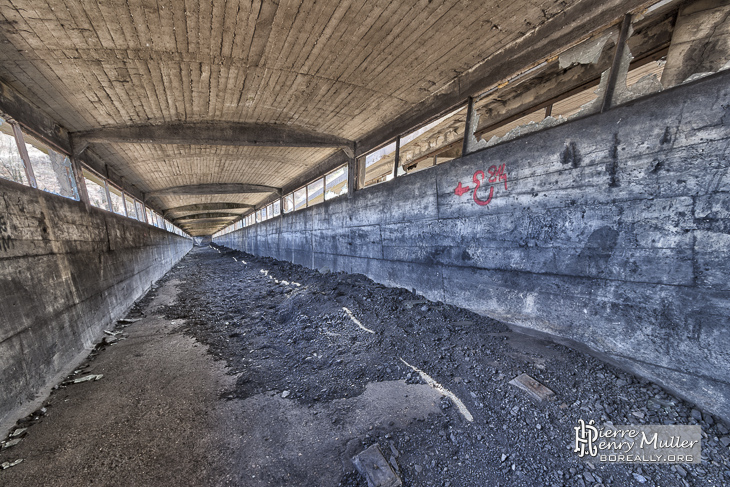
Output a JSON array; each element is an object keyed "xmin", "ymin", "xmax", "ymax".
[{"xmin": 2, "ymin": 244, "xmax": 728, "ymax": 486}]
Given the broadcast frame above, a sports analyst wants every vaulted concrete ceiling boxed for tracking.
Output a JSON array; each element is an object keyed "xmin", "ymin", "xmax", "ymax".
[{"xmin": 0, "ymin": 0, "xmax": 647, "ymax": 235}]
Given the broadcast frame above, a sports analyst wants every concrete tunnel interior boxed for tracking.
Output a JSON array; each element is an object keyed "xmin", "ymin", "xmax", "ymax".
[{"xmin": 0, "ymin": 0, "xmax": 729, "ymax": 485}]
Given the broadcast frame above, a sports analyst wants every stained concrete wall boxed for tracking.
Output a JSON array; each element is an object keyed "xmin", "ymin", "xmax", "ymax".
[
  {"xmin": 215, "ymin": 70, "xmax": 730, "ymax": 422},
  {"xmin": 0, "ymin": 179, "xmax": 191, "ymax": 432}
]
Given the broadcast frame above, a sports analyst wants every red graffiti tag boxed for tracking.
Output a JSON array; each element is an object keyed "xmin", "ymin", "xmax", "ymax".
[
  {"xmin": 472, "ymin": 170, "xmax": 494, "ymax": 206},
  {"xmin": 488, "ymin": 163, "xmax": 508, "ymax": 190},
  {"xmin": 453, "ymin": 163, "xmax": 508, "ymax": 207},
  {"xmin": 454, "ymin": 181, "xmax": 470, "ymax": 197}
]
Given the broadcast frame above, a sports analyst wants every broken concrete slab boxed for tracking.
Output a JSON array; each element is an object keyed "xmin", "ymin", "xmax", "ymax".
[
  {"xmin": 508, "ymin": 373, "xmax": 555, "ymax": 403},
  {"xmin": 352, "ymin": 444, "xmax": 402, "ymax": 487}
]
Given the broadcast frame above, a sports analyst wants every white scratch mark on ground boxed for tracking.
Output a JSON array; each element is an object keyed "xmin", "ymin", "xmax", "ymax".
[
  {"xmin": 399, "ymin": 357, "xmax": 474, "ymax": 422},
  {"xmin": 343, "ymin": 307, "xmax": 375, "ymax": 334}
]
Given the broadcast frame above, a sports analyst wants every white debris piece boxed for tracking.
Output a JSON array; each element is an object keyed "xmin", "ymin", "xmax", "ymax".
[
  {"xmin": 73, "ymin": 374, "xmax": 104, "ymax": 384},
  {"xmin": 399, "ymin": 358, "xmax": 473, "ymax": 422},
  {"xmin": 343, "ymin": 307, "xmax": 375, "ymax": 334}
]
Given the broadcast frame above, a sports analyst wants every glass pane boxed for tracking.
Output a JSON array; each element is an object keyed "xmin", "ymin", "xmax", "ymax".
[
  {"xmin": 146, "ymin": 208, "xmax": 154, "ymax": 224},
  {"xmin": 22, "ymin": 131, "xmax": 78, "ymax": 199},
  {"xmin": 136, "ymin": 201, "xmax": 145, "ymax": 222},
  {"xmin": 307, "ymin": 178, "xmax": 324, "ymax": 206},
  {"xmin": 284, "ymin": 194, "xmax": 294, "ymax": 213},
  {"xmin": 82, "ymin": 169, "xmax": 108, "ymax": 210},
  {"xmin": 364, "ymin": 141, "xmax": 396, "ymax": 187},
  {"xmin": 325, "ymin": 166, "xmax": 348, "ymax": 199},
  {"xmin": 124, "ymin": 195, "xmax": 137, "ymax": 219},
  {"xmin": 108, "ymin": 185, "xmax": 126, "ymax": 215},
  {"xmin": 0, "ymin": 118, "xmax": 28, "ymax": 185},
  {"xmin": 294, "ymin": 188, "xmax": 306, "ymax": 210},
  {"xmin": 273, "ymin": 199, "xmax": 281, "ymax": 216}
]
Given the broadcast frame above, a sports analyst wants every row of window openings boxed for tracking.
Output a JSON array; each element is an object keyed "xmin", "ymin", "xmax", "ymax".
[
  {"xmin": 218, "ymin": 52, "xmax": 667, "ymax": 239},
  {"xmin": 0, "ymin": 116, "xmax": 187, "ymax": 237},
  {"xmin": 361, "ymin": 55, "xmax": 668, "ymax": 187},
  {"xmin": 215, "ymin": 165, "xmax": 348, "ymax": 236}
]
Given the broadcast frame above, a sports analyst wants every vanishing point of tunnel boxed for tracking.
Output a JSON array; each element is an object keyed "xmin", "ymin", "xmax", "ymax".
[{"xmin": 1, "ymin": 0, "xmax": 729, "ymax": 486}]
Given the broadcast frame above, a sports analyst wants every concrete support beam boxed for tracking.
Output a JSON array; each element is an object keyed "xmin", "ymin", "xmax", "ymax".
[
  {"xmin": 347, "ymin": 156, "xmax": 357, "ymax": 197},
  {"xmin": 661, "ymin": 0, "xmax": 730, "ymax": 86},
  {"xmin": 11, "ymin": 123, "xmax": 37, "ymax": 188},
  {"xmin": 163, "ymin": 203, "xmax": 254, "ymax": 216},
  {"xmin": 71, "ymin": 122, "xmax": 354, "ymax": 149},
  {"xmin": 171, "ymin": 213, "xmax": 242, "ymax": 222},
  {"xmin": 0, "ymin": 80, "xmax": 72, "ymax": 155},
  {"xmin": 462, "ymin": 97, "xmax": 478, "ymax": 157},
  {"xmin": 601, "ymin": 14, "xmax": 633, "ymax": 113},
  {"xmin": 148, "ymin": 183, "xmax": 282, "ymax": 197}
]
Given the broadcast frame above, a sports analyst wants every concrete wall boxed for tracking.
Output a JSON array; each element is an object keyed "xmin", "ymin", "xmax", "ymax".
[
  {"xmin": 215, "ymin": 71, "xmax": 730, "ymax": 421},
  {"xmin": 0, "ymin": 179, "xmax": 192, "ymax": 432}
]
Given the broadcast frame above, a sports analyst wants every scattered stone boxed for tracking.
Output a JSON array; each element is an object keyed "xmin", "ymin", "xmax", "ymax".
[
  {"xmin": 584, "ymin": 471, "xmax": 595, "ymax": 483},
  {"xmin": 632, "ymin": 411, "xmax": 645, "ymax": 419},
  {"xmin": 719, "ymin": 436, "xmax": 730, "ymax": 448},
  {"xmin": 501, "ymin": 453, "xmax": 508, "ymax": 462},
  {"xmin": 632, "ymin": 473, "xmax": 647, "ymax": 483},
  {"xmin": 281, "ymin": 390, "xmax": 290, "ymax": 398},
  {"xmin": 691, "ymin": 409, "xmax": 703, "ymax": 421},
  {"xmin": 508, "ymin": 373, "xmax": 555, "ymax": 403},
  {"xmin": 675, "ymin": 465, "xmax": 687, "ymax": 477},
  {"xmin": 351, "ymin": 444, "xmax": 402, "ymax": 487}
]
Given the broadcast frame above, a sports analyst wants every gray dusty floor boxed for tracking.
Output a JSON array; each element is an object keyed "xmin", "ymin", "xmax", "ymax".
[{"xmin": 1, "ymin": 246, "xmax": 729, "ymax": 486}]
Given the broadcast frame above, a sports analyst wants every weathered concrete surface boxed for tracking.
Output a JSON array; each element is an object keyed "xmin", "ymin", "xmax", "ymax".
[
  {"xmin": 215, "ymin": 70, "xmax": 730, "ymax": 422},
  {"xmin": 0, "ymin": 179, "xmax": 191, "ymax": 436}
]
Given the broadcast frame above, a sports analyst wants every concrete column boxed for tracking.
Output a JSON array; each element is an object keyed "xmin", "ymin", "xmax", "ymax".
[
  {"xmin": 11, "ymin": 123, "xmax": 36, "ymax": 188},
  {"xmin": 661, "ymin": 0, "xmax": 730, "ymax": 87},
  {"xmin": 71, "ymin": 157, "xmax": 90, "ymax": 210}
]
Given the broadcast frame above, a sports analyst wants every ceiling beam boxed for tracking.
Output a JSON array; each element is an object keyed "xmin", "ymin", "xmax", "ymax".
[
  {"xmin": 171, "ymin": 212, "xmax": 242, "ymax": 222},
  {"xmin": 148, "ymin": 183, "xmax": 282, "ymax": 197},
  {"xmin": 71, "ymin": 122, "xmax": 355, "ymax": 149},
  {"xmin": 163, "ymin": 202, "xmax": 254, "ymax": 216}
]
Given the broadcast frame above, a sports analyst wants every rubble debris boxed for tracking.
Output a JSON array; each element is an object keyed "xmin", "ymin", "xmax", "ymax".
[
  {"xmin": 0, "ymin": 459, "xmax": 23, "ymax": 469},
  {"xmin": 343, "ymin": 307, "xmax": 375, "ymax": 334},
  {"xmin": 351, "ymin": 444, "xmax": 402, "ymax": 487},
  {"xmin": 72, "ymin": 374, "xmax": 104, "ymax": 384},
  {"xmin": 281, "ymin": 390, "xmax": 291, "ymax": 398},
  {"xmin": 508, "ymin": 373, "xmax": 555, "ymax": 403}
]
